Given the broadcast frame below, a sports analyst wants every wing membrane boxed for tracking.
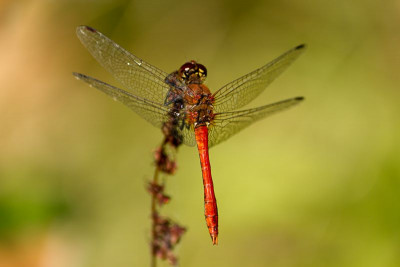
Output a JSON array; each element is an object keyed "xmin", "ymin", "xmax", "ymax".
[
  {"xmin": 208, "ymin": 97, "xmax": 304, "ymax": 147},
  {"xmin": 213, "ymin": 45, "xmax": 306, "ymax": 113},
  {"xmin": 177, "ymin": 125, "xmax": 197, "ymax": 147},
  {"xmin": 73, "ymin": 73, "xmax": 169, "ymax": 128},
  {"xmin": 76, "ymin": 26, "xmax": 169, "ymax": 104}
]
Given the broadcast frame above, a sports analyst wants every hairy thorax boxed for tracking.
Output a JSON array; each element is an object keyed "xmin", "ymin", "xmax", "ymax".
[
  {"xmin": 164, "ymin": 62, "xmax": 215, "ymax": 128},
  {"xmin": 183, "ymin": 83, "xmax": 215, "ymax": 127}
]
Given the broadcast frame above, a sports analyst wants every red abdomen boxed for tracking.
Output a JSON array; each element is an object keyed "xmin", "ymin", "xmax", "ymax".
[{"xmin": 195, "ymin": 125, "xmax": 218, "ymax": 245}]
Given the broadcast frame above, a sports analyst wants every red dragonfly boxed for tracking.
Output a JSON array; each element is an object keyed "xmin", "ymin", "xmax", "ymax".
[{"xmin": 73, "ymin": 26, "xmax": 305, "ymax": 245}]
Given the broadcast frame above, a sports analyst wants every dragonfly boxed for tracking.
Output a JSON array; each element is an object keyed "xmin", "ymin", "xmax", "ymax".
[{"xmin": 73, "ymin": 26, "xmax": 305, "ymax": 245}]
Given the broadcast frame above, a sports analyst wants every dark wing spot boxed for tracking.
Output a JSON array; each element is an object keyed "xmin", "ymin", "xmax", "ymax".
[
  {"xmin": 85, "ymin": 26, "xmax": 97, "ymax": 33},
  {"xmin": 296, "ymin": 44, "xmax": 306, "ymax": 50}
]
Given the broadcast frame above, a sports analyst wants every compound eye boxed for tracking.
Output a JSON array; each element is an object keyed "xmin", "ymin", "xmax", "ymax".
[
  {"xmin": 197, "ymin": 63, "xmax": 207, "ymax": 79},
  {"xmin": 179, "ymin": 62, "xmax": 196, "ymax": 79}
]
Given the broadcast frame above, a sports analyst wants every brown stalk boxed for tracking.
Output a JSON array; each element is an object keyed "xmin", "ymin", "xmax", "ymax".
[{"xmin": 148, "ymin": 138, "xmax": 186, "ymax": 266}]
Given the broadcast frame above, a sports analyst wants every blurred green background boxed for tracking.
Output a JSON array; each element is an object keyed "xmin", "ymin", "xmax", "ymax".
[{"xmin": 0, "ymin": 0, "xmax": 399, "ymax": 266}]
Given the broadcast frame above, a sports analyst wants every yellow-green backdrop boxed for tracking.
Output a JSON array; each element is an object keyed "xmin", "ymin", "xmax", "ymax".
[{"xmin": 0, "ymin": 0, "xmax": 399, "ymax": 266}]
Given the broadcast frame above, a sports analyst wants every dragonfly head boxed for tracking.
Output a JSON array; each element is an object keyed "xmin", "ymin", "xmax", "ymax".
[{"xmin": 178, "ymin": 61, "xmax": 207, "ymax": 84}]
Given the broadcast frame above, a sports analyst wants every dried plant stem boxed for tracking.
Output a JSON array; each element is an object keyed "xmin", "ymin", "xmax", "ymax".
[
  {"xmin": 149, "ymin": 134, "xmax": 185, "ymax": 266},
  {"xmin": 150, "ymin": 166, "xmax": 160, "ymax": 267}
]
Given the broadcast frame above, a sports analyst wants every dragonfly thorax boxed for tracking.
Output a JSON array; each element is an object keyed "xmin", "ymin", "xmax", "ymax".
[
  {"xmin": 164, "ymin": 63, "xmax": 210, "ymax": 107},
  {"xmin": 166, "ymin": 63, "xmax": 214, "ymax": 127},
  {"xmin": 184, "ymin": 86, "xmax": 215, "ymax": 127}
]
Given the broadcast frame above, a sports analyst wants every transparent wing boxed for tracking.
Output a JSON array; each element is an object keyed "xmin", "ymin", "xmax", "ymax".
[
  {"xmin": 76, "ymin": 26, "xmax": 170, "ymax": 103},
  {"xmin": 213, "ymin": 45, "xmax": 306, "ymax": 113},
  {"xmin": 73, "ymin": 73, "xmax": 170, "ymax": 128},
  {"xmin": 208, "ymin": 97, "xmax": 304, "ymax": 147},
  {"xmin": 176, "ymin": 126, "xmax": 197, "ymax": 147}
]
